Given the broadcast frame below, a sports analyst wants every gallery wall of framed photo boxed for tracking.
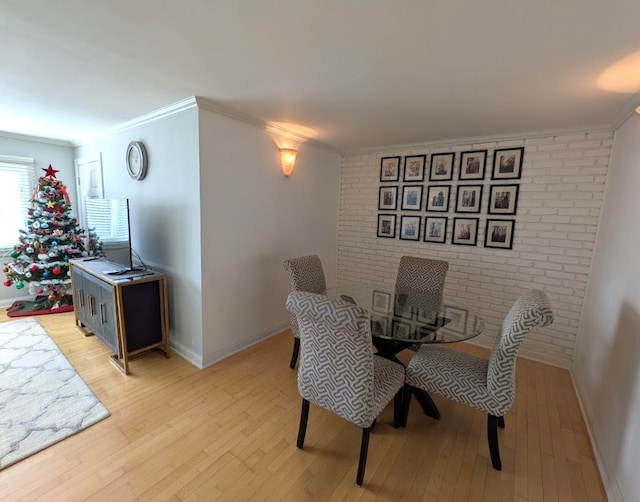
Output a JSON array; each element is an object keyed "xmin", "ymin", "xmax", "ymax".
[{"xmin": 376, "ymin": 147, "xmax": 523, "ymax": 249}]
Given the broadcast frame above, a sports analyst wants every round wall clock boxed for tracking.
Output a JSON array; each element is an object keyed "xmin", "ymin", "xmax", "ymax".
[{"xmin": 126, "ymin": 141, "xmax": 148, "ymax": 180}]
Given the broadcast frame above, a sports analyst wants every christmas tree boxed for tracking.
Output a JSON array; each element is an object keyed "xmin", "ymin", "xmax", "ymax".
[{"xmin": 2, "ymin": 164, "xmax": 87, "ymax": 311}]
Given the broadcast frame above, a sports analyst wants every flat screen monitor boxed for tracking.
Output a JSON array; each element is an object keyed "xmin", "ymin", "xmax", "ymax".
[{"xmin": 84, "ymin": 198, "xmax": 133, "ymax": 271}]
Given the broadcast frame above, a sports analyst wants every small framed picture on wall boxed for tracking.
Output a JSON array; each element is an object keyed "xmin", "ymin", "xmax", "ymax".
[
  {"xmin": 485, "ymin": 219, "xmax": 515, "ymax": 249},
  {"xmin": 380, "ymin": 156, "xmax": 401, "ymax": 181},
  {"xmin": 403, "ymin": 154, "xmax": 426, "ymax": 182},
  {"xmin": 426, "ymin": 185, "xmax": 451, "ymax": 212},
  {"xmin": 401, "ymin": 185, "xmax": 423, "ymax": 211},
  {"xmin": 455, "ymin": 185, "xmax": 483, "ymax": 213},
  {"xmin": 400, "ymin": 215, "xmax": 421, "ymax": 241},
  {"xmin": 429, "ymin": 153, "xmax": 454, "ymax": 181},
  {"xmin": 452, "ymin": 217, "xmax": 479, "ymax": 246},
  {"xmin": 377, "ymin": 214, "xmax": 396, "ymax": 238},
  {"xmin": 488, "ymin": 184, "xmax": 519, "ymax": 215},
  {"xmin": 492, "ymin": 147, "xmax": 524, "ymax": 180},
  {"xmin": 424, "ymin": 216, "xmax": 448, "ymax": 243},
  {"xmin": 459, "ymin": 150, "xmax": 487, "ymax": 180},
  {"xmin": 378, "ymin": 186, "xmax": 398, "ymax": 210}
]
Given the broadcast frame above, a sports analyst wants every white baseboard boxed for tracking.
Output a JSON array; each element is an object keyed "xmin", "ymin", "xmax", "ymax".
[
  {"xmin": 202, "ymin": 321, "xmax": 290, "ymax": 369},
  {"xmin": 570, "ymin": 369, "xmax": 625, "ymax": 502}
]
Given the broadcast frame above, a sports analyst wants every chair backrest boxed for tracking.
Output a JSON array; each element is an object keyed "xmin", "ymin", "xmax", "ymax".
[
  {"xmin": 282, "ymin": 255, "xmax": 327, "ymax": 294},
  {"xmin": 283, "ymin": 255, "xmax": 327, "ymax": 338},
  {"xmin": 395, "ymin": 256, "xmax": 449, "ymax": 314},
  {"xmin": 395, "ymin": 256, "xmax": 449, "ymax": 293},
  {"xmin": 286, "ymin": 291, "xmax": 375, "ymax": 428},
  {"xmin": 486, "ymin": 289, "xmax": 554, "ymax": 404}
]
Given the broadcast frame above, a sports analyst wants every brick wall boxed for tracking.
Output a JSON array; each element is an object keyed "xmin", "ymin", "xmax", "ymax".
[{"xmin": 338, "ymin": 129, "xmax": 612, "ymax": 367}]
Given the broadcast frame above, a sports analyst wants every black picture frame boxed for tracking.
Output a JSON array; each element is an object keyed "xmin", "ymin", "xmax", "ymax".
[
  {"xmin": 378, "ymin": 186, "xmax": 398, "ymax": 210},
  {"xmin": 429, "ymin": 152, "xmax": 455, "ymax": 181},
  {"xmin": 444, "ymin": 305, "xmax": 469, "ymax": 334},
  {"xmin": 492, "ymin": 147, "xmax": 524, "ymax": 180},
  {"xmin": 401, "ymin": 185, "xmax": 423, "ymax": 211},
  {"xmin": 423, "ymin": 216, "xmax": 448, "ymax": 243},
  {"xmin": 452, "ymin": 217, "xmax": 479, "ymax": 246},
  {"xmin": 372, "ymin": 291, "xmax": 392, "ymax": 313},
  {"xmin": 403, "ymin": 154, "xmax": 426, "ymax": 182},
  {"xmin": 485, "ymin": 219, "xmax": 515, "ymax": 249},
  {"xmin": 400, "ymin": 215, "xmax": 421, "ymax": 241},
  {"xmin": 426, "ymin": 185, "xmax": 451, "ymax": 212},
  {"xmin": 377, "ymin": 214, "xmax": 396, "ymax": 238},
  {"xmin": 380, "ymin": 156, "xmax": 401, "ymax": 181},
  {"xmin": 488, "ymin": 184, "xmax": 519, "ymax": 215},
  {"xmin": 459, "ymin": 150, "xmax": 487, "ymax": 180},
  {"xmin": 455, "ymin": 184, "xmax": 483, "ymax": 213}
]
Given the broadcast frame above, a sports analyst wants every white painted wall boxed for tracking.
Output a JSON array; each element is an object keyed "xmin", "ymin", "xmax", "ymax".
[
  {"xmin": 198, "ymin": 109, "xmax": 341, "ymax": 367},
  {"xmin": 75, "ymin": 106, "xmax": 204, "ymax": 366},
  {"xmin": 573, "ymin": 114, "xmax": 640, "ymax": 502},
  {"xmin": 0, "ymin": 134, "xmax": 77, "ymax": 307},
  {"xmin": 339, "ymin": 130, "xmax": 612, "ymax": 367}
]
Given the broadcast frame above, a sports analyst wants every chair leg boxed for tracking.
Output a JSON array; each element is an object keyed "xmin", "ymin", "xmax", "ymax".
[
  {"xmin": 412, "ymin": 388, "xmax": 441, "ymax": 420},
  {"xmin": 297, "ymin": 399, "xmax": 310, "ymax": 449},
  {"xmin": 393, "ymin": 388, "xmax": 403, "ymax": 429},
  {"xmin": 401, "ymin": 384, "xmax": 412, "ymax": 427},
  {"xmin": 356, "ymin": 426, "xmax": 372, "ymax": 486},
  {"xmin": 487, "ymin": 414, "xmax": 502, "ymax": 470},
  {"xmin": 289, "ymin": 337, "xmax": 300, "ymax": 369},
  {"xmin": 498, "ymin": 416, "xmax": 505, "ymax": 429}
]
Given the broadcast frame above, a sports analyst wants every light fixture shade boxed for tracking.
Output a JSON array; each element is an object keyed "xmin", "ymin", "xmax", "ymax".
[{"xmin": 280, "ymin": 148, "xmax": 297, "ymax": 176}]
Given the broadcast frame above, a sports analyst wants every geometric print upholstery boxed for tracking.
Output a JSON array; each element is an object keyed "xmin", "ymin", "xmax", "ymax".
[
  {"xmin": 486, "ymin": 289, "xmax": 554, "ymax": 405},
  {"xmin": 395, "ymin": 255, "xmax": 449, "ymax": 295},
  {"xmin": 406, "ymin": 289, "xmax": 554, "ymax": 417},
  {"xmin": 286, "ymin": 291, "xmax": 405, "ymax": 428},
  {"xmin": 395, "ymin": 256, "xmax": 449, "ymax": 314},
  {"xmin": 283, "ymin": 255, "xmax": 328, "ymax": 340}
]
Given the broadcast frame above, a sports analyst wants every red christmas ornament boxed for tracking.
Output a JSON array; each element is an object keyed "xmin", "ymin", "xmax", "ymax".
[
  {"xmin": 30, "ymin": 264, "xmax": 38, "ymax": 271},
  {"xmin": 53, "ymin": 221, "xmax": 59, "ymax": 227},
  {"xmin": 52, "ymin": 267, "xmax": 62, "ymax": 275},
  {"xmin": 38, "ymin": 289, "xmax": 44, "ymax": 294},
  {"xmin": 42, "ymin": 164, "xmax": 59, "ymax": 178},
  {"xmin": 59, "ymin": 188, "xmax": 66, "ymax": 195},
  {"xmin": 3, "ymin": 279, "xmax": 11, "ymax": 287},
  {"xmin": 55, "ymin": 211, "xmax": 62, "ymax": 218}
]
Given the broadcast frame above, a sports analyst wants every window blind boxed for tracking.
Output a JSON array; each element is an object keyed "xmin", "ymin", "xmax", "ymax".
[{"xmin": 0, "ymin": 156, "xmax": 35, "ymax": 249}]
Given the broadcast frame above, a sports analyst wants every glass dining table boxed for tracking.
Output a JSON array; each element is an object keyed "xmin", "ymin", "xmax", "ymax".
[{"xmin": 325, "ymin": 283, "xmax": 485, "ymax": 420}]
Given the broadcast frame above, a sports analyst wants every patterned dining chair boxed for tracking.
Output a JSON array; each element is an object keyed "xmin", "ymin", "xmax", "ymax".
[
  {"xmin": 286, "ymin": 291, "xmax": 405, "ymax": 486},
  {"xmin": 282, "ymin": 255, "xmax": 327, "ymax": 369},
  {"xmin": 395, "ymin": 255, "xmax": 449, "ymax": 304},
  {"xmin": 403, "ymin": 289, "xmax": 554, "ymax": 470},
  {"xmin": 393, "ymin": 256, "xmax": 449, "ymax": 351}
]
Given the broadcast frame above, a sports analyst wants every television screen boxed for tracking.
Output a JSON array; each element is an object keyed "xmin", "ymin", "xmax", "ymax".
[{"xmin": 84, "ymin": 198, "xmax": 133, "ymax": 271}]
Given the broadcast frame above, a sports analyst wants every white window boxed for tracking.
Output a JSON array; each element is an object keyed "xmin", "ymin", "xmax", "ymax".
[{"xmin": 0, "ymin": 156, "xmax": 35, "ymax": 249}]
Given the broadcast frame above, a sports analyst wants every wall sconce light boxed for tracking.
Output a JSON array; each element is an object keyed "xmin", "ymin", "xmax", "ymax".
[{"xmin": 280, "ymin": 148, "xmax": 298, "ymax": 176}]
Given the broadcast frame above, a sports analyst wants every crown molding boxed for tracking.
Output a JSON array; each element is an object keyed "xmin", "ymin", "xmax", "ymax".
[
  {"xmin": 0, "ymin": 130, "xmax": 73, "ymax": 147},
  {"xmin": 72, "ymin": 96, "xmax": 199, "ymax": 146},
  {"xmin": 347, "ymin": 124, "xmax": 614, "ymax": 154},
  {"xmin": 195, "ymin": 96, "xmax": 338, "ymax": 152},
  {"xmin": 610, "ymin": 92, "xmax": 640, "ymax": 131}
]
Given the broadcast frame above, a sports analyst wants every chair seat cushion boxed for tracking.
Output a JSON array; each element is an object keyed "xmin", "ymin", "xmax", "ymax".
[{"xmin": 405, "ymin": 346, "xmax": 508, "ymax": 416}]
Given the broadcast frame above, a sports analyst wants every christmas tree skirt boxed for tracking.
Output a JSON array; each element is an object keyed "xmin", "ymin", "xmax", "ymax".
[{"xmin": 6, "ymin": 295, "xmax": 74, "ymax": 318}]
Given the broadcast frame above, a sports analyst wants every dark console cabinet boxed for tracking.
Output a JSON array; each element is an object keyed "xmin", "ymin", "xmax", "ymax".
[{"xmin": 70, "ymin": 259, "xmax": 170, "ymax": 374}]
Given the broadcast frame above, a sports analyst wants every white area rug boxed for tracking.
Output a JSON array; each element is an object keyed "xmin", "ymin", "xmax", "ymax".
[{"xmin": 0, "ymin": 317, "xmax": 109, "ymax": 470}]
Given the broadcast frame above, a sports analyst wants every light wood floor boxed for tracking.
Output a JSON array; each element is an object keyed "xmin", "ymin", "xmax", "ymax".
[{"xmin": 0, "ymin": 309, "xmax": 606, "ymax": 501}]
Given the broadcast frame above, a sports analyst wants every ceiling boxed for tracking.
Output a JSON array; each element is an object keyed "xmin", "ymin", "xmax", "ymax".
[{"xmin": 2, "ymin": 0, "xmax": 640, "ymax": 152}]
